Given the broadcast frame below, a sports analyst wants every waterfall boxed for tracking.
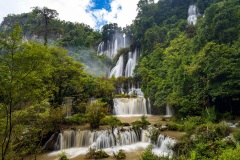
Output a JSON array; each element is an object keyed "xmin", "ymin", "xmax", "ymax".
[
  {"xmin": 141, "ymin": 129, "xmax": 151, "ymax": 143},
  {"xmin": 153, "ymin": 135, "xmax": 176, "ymax": 157},
  {"xmin": 147, "ymin": 98, "xmax": 151, "ymax": 115},
  {"xmin": 165, "ymin": 103, "xmax": 173, "ymax": 117},
  {"xmin": 187, "ymin": 5, "xmax": 200, "ymax": 25},
  {"xmin": 125, "ymin": 50, "xmax": 137, "ymax": 77},
  {"xmin": 97, "ymin": 39, "xmax": 118, "ymax": 59},
  {"xmin": 109, "ymin": 55, "xmax": 124, "ymax": 78},
  {"xmin": 94, "ymin": 130, "xmax": 116, "ymax": 149},
  {"xmin": 118, "ymin": 130, "xmax": 140, "ymax": 146},
  {"xmin": 113, "ymin": 98, "xmax": 149, "ymax": 115},
  {"xmin": 49, "ymin": 129, "xmax": 176, "ymax": 160},
  {"xmin": 97, "ymin": 42, "xmax": 104, "ymax": 55},
  {"xmin": 123, "ymin": 33, "xmax": 126, "ymax": 47},
  {"xmin": 113, "ymin": 39, "xmax": 118, "ymax": 58},
  {"xmin": 54, "ymin": 129, "xmax": 142, "ymax": 150}
]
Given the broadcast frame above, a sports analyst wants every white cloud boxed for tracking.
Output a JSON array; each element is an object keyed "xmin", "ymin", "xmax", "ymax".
[
  {"xmin": 92, "ymin": 0, "xmax": 140, "ymax": 29},
  {"xmin": 0, "ymin": 0, "xmax": 143, "ymax": 30}
]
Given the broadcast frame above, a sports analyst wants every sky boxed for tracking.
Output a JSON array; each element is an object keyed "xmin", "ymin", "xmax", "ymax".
[{"xmin": 0, "ymin": 0, "xmax": 157, "ymax": 30}]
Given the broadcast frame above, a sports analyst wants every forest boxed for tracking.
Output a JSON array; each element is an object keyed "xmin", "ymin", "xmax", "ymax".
[{"xmin": 0, "ymin": 0, "xmax": 239, "ymax": 159}]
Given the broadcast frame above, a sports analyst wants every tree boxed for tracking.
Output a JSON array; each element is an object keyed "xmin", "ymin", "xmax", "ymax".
[
  {"xmin": 0, "ymin": 24, "xmax": 52, "ymax": 159},
  {"xmin": 104, "ymin": 116, "xmax": 122, "ymax": 144},
  {"xmin": 48, "ymin": 47, "xmax": 87, "ymax": 106},
  {"xmin": 192, "ymin": 41, "xmax": 240, "ymax": 114},
  {"xmin": 32, "ymin": 6, "xmax": 59, "ymax": 45},
  {"xmin": 85, "ymin": 100, "xmax": 108, "ymax": 129}
]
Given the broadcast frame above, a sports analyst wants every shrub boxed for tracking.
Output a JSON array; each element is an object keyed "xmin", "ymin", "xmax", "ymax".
[
  {"xmin": 233, "ymin": 130, "xmax": 240, "ymax": 142},
  {"xmin": 174, "ymin": 123, "xmax": 234, "ymax": 159},
  {"xmin": 147, "ymin": 125, "xmax": 160, "ymax": 144},
  {"xmin": 168, "ymin": 123, "xmax": 184, "ymax": 131},
  {"xmin": 131, "ymin": 115, "xmax": 150, "ymax": 130},
  {"xmin": 63, "ymin": 113, "xmax": 86, "ymax": 125},
  {"xmin": 219, "ymin": 146, "xmax": 240, "ymax": 160},
  {"xmin": 58, "ymin": 151, "xmax": 69, "ymax": 160},
  {"xmin": 194, "ymin": 123, "xmax": 232, "ymax": 142},
  {"xmin": 140, "ymin": 145, "xmax": 170, "ymax": 160},
  {"xmin": 113, "ymin": 149, "xmax": 126, "ymax": 159},
  {"xmin": 183, "ymin": 116, "xmax": 204, "ymax": 133},
  {"xmin": 86, "ymin": 100, "xmax": 108, "ymax": 129},
  {"xmin": 85, "ymin": 148, "xmax": 109, "ymax": 159},
  {"xmin": 202, "ymin": 107, "xmax": 217, "ymax": 122}
]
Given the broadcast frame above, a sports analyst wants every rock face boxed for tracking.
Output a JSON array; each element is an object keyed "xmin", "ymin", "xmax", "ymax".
[{"xmin": 43, "ymin": 132, "xmax": 59, "ymax": 150}]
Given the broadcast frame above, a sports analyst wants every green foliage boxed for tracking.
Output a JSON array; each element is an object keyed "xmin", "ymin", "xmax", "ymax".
[
  {"xmin": 136, "ymin": 0, "xmax": 240, "ymax": 119},
  {"xmin": 0, "ymin": 25, "xmax": 53, "ymax": 159},
  {"xmin": 132, "ymin": 115, "xmax": 150, "ymax": 130},
  {"xmin": 58, "ymin": 151, "xmax": 69, "ymax": 160},
  {"xmin": 0, "ymin": 24, "xmax": 99, "ymax": 159},
  {"xmin": 141, "ymin": 115, "xmax": 151, "ymax": 129},
  {"xmin": 183, "ymin": 116, "xmax": 204, "ymax": 133},
  {"xmin": 113, "ymin": 149, "xmax": 126, "ymax": 159},
  {"xmin": 31, "ymin": 6, "xmax": 59, "ymax": 45},
  {"xmin": 194, "ymin": 123, "xmax": 232, "ymax": 142},
  {"xmin": 140, "ymin": 145, "xmax": 170, "ymax": 160},
  {"xmin": 147, "ymin": 126, "xmax": 160, "ymax": 144},
  {"xmin": 85, "ymin": 148, "xmax": 109, "ymax": 159},
  {"xmin": 101, "ymin": 116, "xmax": 122, "ymax": 128},
  {"xmin": 196, "ymin": 0, "xmax": 240, "ymax": 45},
  {"xmin": 141, "ymin": 145, "xmax": 157, "ymax": 160},
  {"xmin": 218, "ymin": 146, "xmax": 240, "ymax": 160},
  {"xmin": 174, "ymin": 123, "xmax": 234, "ymax": 159},
  {"xmin": 0, "ymin": 9, "xmax": 101, "ymax": 48},
  {"xmin": 93, "ymin": 77, "xmax": 115, "ymax": 103},
  {"xmin": 168, "ymin": 123, "xmax": 184, "ymax": 131},
  {"xmin": 85, "ymin": 100, "xmax": 108, "ymax": 129},
  {"xmin": 202, "ymin": 107, "xmax": 217, "ymax": 123},
  {"xmin": 233, "ymin": 130, "xmax": 240, "ymax": 143},
  {"xmin": 114, "ymin": 94, "xmax": 137, "ymax": 98},
  {"xmin": 63, "ymin": 113, "xmax": 87, "ymax": 125}
]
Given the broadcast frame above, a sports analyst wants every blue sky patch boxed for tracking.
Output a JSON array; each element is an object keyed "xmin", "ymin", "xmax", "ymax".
[{"xmin": 91, "ymin": 0, "xmax": 112, "ymax": 11}]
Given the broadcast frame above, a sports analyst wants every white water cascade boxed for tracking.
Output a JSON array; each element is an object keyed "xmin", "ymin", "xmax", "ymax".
[
  {"xmin": 123, "ymin": 33, "xmax": 126, "ymax": 47},
  {"xmin": 187, "ymin": 5, "xmax": 200, "ymax": 25},
  {"xmin": 97, "ymin": 32, "xmax": 128, "ymax": 59},
  {"xmin": 125, "ymin": 50, "xmax": 137, "ymax": 77},
  {"xmin": 97, "ymin": 40, "xmax": 119, "ymax": 59},
  {"xmin": 49, "ymin": 129, "xmax": 176, "ymax": 159},
  {"xmin": 109, "ymin": 55, "xmax": 124, "ymax": 78},
  {"xmin": 153, "ymin": 134, "xmax": 176, "ymax": 158},
  {"xmin": 113, "ymin": 98, "xmax": 149, "ymax": 116},
  {"xmin": 54, "ymin": 129, "xmax": 141, "ymax": 150},
  {"xmin": 165, "ymin": 103, "xmax": 173, "ymax": 117}
]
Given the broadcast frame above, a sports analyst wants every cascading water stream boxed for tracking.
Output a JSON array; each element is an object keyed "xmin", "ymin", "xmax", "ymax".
[
  {"xmin": 153, "ymin": 134, "xmax": 176, "ymax": 158},
  {"xmin": 113, "ymin": 98, "xmax": 148, "ymax": 116},
  {"xmin": 48, "ymin": 128, "xmax": 176, "ymax": 159},
  {"xmin": 123, "ymin": 33, "xmax": 126, "ymax": 47},
  {"xmin": 109, "ymin": 55, "xmax": 124, "ymax": 78},
  {"xmin": 165, "ymin": 103, "xmax": 173, "ymax": 117},
  {"xmin": 187, "ymin": 4, "xmax": 200, "ymax": 25},
  {"xmin": 54, "ymin": 129, "xmax": 142, "ymax": 150},
  {"xmin": 125, "ymin": 50, "xmax": 137, "ymax": 77}
]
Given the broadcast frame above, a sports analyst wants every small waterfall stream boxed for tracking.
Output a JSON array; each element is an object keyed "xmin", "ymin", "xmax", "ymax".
[
  {"xmin": 109, "ymin": 55, "xmax": 124, "ymax": 78},
  {"xmin": 125, "ymin": 50, "xmax": 137, "ymax": 77},
  {"xmin": 187, "ymin": 4, "xmax": 200, "ymax": 25},
  {"xmin": 113, "ymin": 98, "xmax": 149, "ymax": 116},
  {"xmin": 165, "ymin": 103, "xmax": 173, "ymax": 117}
]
